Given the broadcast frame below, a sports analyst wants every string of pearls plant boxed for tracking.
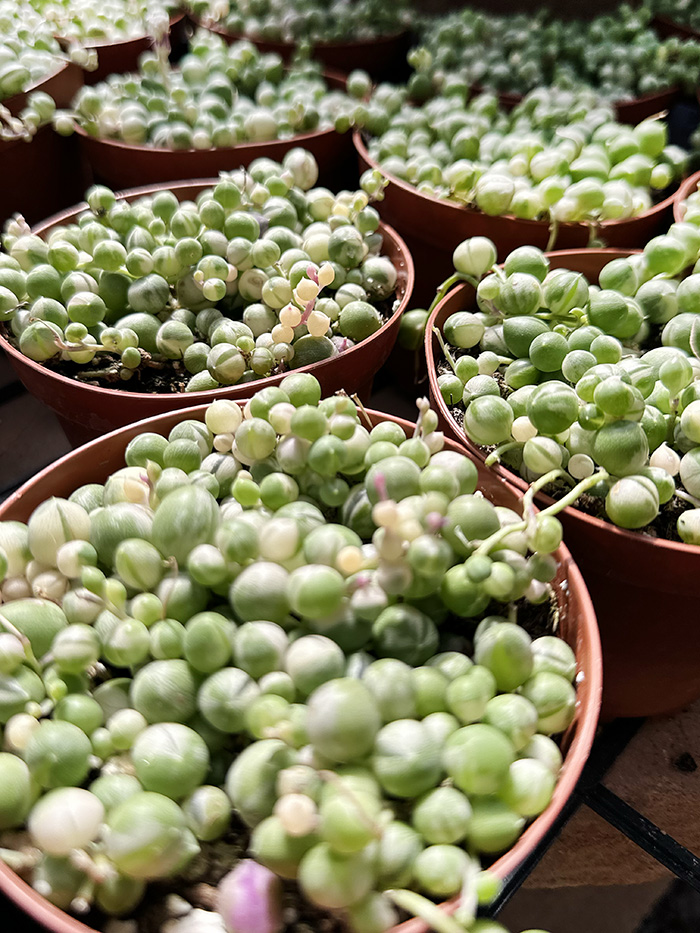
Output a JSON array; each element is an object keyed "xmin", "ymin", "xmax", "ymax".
[
  {"xmin": 0, "ymin": 375, "xmax": 572, "ymax": 933},
  {"xmin": 433, "ymin": 218, "xmax": 700, "ymax": 539},
  {"xmin": 1, "ymin": 151, "xmax": 399, "ymax": 389}
]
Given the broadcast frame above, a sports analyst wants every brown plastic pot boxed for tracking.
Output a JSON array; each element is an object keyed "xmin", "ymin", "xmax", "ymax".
[
  {"xmin": 4, "ymin": 59, "xmax": 83, "ymax": 116},
  {"xmin": 0, "ymin": 179, "xmax": 414, "ymax": 446},
  {"xmin": 74, "ymin": 71, "xmax": 357, "ymax": 190},
  {"xmin": 673, "ymin": 168, "xmax": 700, "ymax": 222},
  {"xmin": 0, "ymin": 126, "xmax": 90, "ymax": 227},
  {"xmin": 1, "ymin": 62, "xmax": 88, "ymax": 226},
  {"xmin": 194, "ymin": 19, "xmax": 412, "ymax": 81},
  {"xmin": 0, "ymin": 403, "xmax": 602, "ymax": 933},
  {"xmin": 653, "ymin": 13, "xmax": 700, "ymax": 41},
  {"xmin": 425, "ymin": 248, "xmax": 700, "ymax": 719},
  {"xmin": 613, "ymin": 86, "xmax": 680, "ymax": 125},
  {"xmin": 354, "ymin": 129, "xmax": 677, "ymax": 306},
  {"xmin": 55, "ymin": 13, "xmax": 188, "ymax": 85}
]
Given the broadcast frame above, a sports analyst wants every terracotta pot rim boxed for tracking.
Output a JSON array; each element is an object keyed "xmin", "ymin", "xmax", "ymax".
[
  {"xmin": 3, "ymin": 59, "xmax": 72, "ymax": 112},
  {"xmin": 673, "ymin": 168, "xmax": 700, "ymax": 222},
  {"xmin": 54, "ymin": 11, "xmax": 185, "ymax": 52},
  {"xmin": 426, "ymin": 271, "xmax": 700, "ymax": 560},
  {"xmin": 0, "ymin": 403, "xmax": 602, "ymax": 933},
  {"xmin": 652, "ymin": 13, "xmax": 700, "ymax": 40},
  {"xmin": 611, "ymin": 84, "xmax": 680, "ymax": 107},
  {"xmin": 196, "ymin": 18, "xmax": 409, "ymax": 50},
  {"xmin": 1, "ymin": 179, "xmax": 414, "ymax": 405},
  {"xmin": 353, "ymin": 129, "xmax": 680, "ymax": 233}
]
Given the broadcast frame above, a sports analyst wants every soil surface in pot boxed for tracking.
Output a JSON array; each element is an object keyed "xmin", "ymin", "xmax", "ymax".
[{"xmin": 0, "ymin": 295, "xmax": 397, "ymax": 394}]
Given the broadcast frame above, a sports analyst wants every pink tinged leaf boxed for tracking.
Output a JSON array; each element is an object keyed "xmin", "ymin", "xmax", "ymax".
[
  {"xmin": 426, "ymin": 511, "xmax": 447, "ymax": 534},
  {"xmin": 300, "ymin": 298, "xmax": 315, "ymax": 324},
  {"xmin": 374, "ymin": 473, "xmax": 388, "ymax": 502},
  {"xmin": 350, "ymin": 572, "xmax": 372, "ymax": 591},
  {"xmin": 217, "ymin": 861, "xmax": 283, "ymax": 933},
  {"xmin": 306, "ymin": 264, "xmax": 319, "ymax": 284}
]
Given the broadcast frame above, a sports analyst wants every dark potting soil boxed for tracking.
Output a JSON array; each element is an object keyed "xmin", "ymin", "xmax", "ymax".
[
  {"xmin": 130, "ymin": 820, "xmax": 350, "ymax": 933},
  {"xmin": 1, "ymin": 295, "xmax": 398, "ymax": 394},
  {"xmin": 436, "ymin": 348, "xmax": 693, "ymax": 545}
]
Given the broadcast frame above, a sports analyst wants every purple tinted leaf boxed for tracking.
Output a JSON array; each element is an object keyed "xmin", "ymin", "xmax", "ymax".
[{"xmin": 217, "ymin": 861, "xmax": 283, "ymax": 933}]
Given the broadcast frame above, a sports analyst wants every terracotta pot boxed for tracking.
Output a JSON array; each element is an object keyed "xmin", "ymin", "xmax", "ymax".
[
  {"xmin": 55, "ymin": 13, "xmax": 188, "ymax": 85},
  {"xmin": 0, "ymin": 179, "xmax": 414, "ymax": 446},
  {"xmin": 613, "ymin": 86, "xmax": 680, "ymax": 125},
  {"xmin": 0, "ymin": 403, "xmax": 602, "ymax": 933},
  {"xmin": 653, "ymin": 13, "xmax": 700, "ymax": 41},
  {"xmin": 673, "ymin": 168, "xmax": 700, "ymax": 222},
  {"xmin": 4, "ymin": 59, "xmax": 83, "ymax": 116},
  {"xmin": 354, "ymin": 129, "xmax": 677, "ymax": 306},
  {"xmin": 74, "ymin": 71, "xmax": 357, "ymax": 190},
  {"xmin": 426, "ymin": 247, "xmax": 700, "ymax": 719},
  {"xmin": 194, "ymin": 19, "xmax": 412, "ymax": 81},
  {"xmin": 0, "ymin": 126, "xmax": 90, "ymax": 227},
  {"xmin": 1, "ymin": 62, "xmax": 88, "ymax": 227}
]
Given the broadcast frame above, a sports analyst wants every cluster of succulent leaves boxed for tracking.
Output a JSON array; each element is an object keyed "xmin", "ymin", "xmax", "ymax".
[
  {"xmin": 191, "ymin": 0, "xmax": 411, "ymax": 44},
  {"xmin": 362, "ymin": 85, "xmax": 686, "ymax": 229},
  {"xmin": 1, "ymin": 89, "xmax": 57, "ymax": 143},
  {"xmin": 411, "ymin": 2, "xmax": 700, "ymax": 100},
  {"xmin": 0, "ymin": 375, "xmax": 574, "ymax": 932},
  {"xmin": 53, "ymin": 29, "xmax": 361, "ymax": 149},
  {"xmin": 28, "ymin": 0, "xmax": 177, "ymax": 44},
  {"xmin": 0, "ymin": 152, "xmax": 400, "ymax": 389},
  {"xmin": 435, "ymin": 221, "xmax": 700, "ymax": 538},
  {"xmin": 0, "ymin": 0, "xmax": 69, "ymax": 102}
]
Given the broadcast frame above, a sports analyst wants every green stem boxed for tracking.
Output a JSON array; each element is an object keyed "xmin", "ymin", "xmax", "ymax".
[
  {"xmin": 546, "ymin": 219, "xmax": 560, "ymax": 252},
  {"xmin": 484, "ymin": 440, "xmax": 523, "ymax": 467},
  {"xmin": 473, "ymin": 468, "xmax": 602, "ymax": 559},
  {"xmin": 0, "ymin": 848, "xmax": 39, "ymax": 872},
  {"xmin": 0, "ymin": 611, "xmax": 41, "ymax": 672},
  {"xmin": 535, "ymin": 311, "xmax": 582, "ymax": 325},
  {"xmin": 666, "ymin": 406, "xmax": 678, "ymax": 446},
  {"xmin": 538, "ymin": 470, "xmax": 609, "ymax": 518},
  {"xmin": 351, "ymin": 393, "xmax": 374, "ymax": 431},
  {"xmin": 521, "ymin": 468, "xmax": 572, "ymax": 515},
  {"xmin": 676, "ymin": 488, "xmax": 700, "ymax": 509},
  {"xmin": 586, "ymin": 219, "xmax": 601, "ymax": 248},
  {"xmin": 432, "ymin": 325, "xmax": 459, "ymax": 376},
  {"xmin": 69, "ymin": 849, "xmax": 112, "ymax": 885},
  {"xmin": 427, "ymin": 271, "xmax": 478, "ymax": 315},
  {"xmin": 386, "ymin": 890, "xmax": 467, "ymax": 933}
]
